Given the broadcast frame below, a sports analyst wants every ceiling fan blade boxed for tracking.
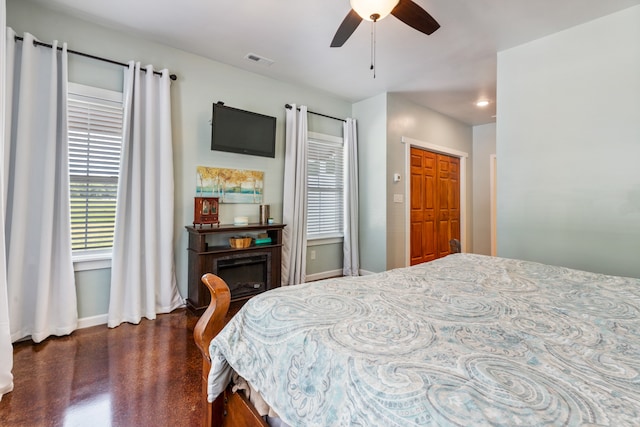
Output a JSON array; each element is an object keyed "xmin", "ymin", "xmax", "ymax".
[
  {"xmin": 391, "ymin": 0, "xmax": 440, "ymax": 35},
  {"xmin": 330, "ymin": 9, "xmax": 363, "ymax": 47}
]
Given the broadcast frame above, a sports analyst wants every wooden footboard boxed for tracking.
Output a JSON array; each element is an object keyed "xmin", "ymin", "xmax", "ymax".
[{"xmin": 193, "ymin": 273, "xmax": 268, "ymax": 427}]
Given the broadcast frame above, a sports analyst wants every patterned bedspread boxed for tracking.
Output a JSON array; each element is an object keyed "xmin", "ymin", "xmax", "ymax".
[{"xmin": 208, "ymin": 254, "xmax": 640, "ymax": 426}]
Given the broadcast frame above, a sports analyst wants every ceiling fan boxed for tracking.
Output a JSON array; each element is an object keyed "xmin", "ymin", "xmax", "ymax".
[{"xmin": 331, "ymin": 0, "xmax": 440, "ymax": 47}]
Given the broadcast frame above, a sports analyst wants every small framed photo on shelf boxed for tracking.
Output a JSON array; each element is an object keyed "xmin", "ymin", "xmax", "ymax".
[{"xmin": 194, "ymin": 197, "xmax": 219, "ymax": 227}]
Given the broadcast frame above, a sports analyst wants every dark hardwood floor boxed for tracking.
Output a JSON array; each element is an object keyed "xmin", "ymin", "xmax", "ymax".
[{"xmin": 0, "ymin": 308, "xmax": 203, "ymax": 427}]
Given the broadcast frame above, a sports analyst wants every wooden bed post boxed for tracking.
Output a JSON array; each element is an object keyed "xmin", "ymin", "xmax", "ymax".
[{"xmin": 194, "ymin": 273, "xmax": 231, "ymax": 427}]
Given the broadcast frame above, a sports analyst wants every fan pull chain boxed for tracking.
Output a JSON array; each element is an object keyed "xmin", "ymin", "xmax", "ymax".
[{"xmin": 370, "ymin": 14, "xmax": 379, "ymax": 78}]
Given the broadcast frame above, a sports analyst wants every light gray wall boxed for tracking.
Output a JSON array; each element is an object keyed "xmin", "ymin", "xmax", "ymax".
[
  {"xmin": 7, "ymin": 0, "xmax": 352, "ymax": 319},
  {"xmin": 386, "ymin": 93, "xmax": 473, "ymax": 269},
  {"xmin": 353, "ymin": 93, "xmax": 475, "ymax": 273},
  {"xmin": 496, "ymin": 6, "xmax": 640, "ymax": 278},
  {"xmin": 472, "ymin": 123, "xmax": 496, "ymax": 255},
  {"xmin": 352, "ymin": 93, "xmax": 388, "ymax": 273},
  {"xmin": 305, "ymin": 241, "xmax": 343, "ymax": 278},
  {"xmin": 74, "ymin": 269, "xmax": 111, "ymax": 319}
]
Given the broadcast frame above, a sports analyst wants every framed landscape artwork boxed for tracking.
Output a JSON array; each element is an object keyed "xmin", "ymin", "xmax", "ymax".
[{"xmin": 196, "ymin": 166, "xmax": 264, "ymax": 204}]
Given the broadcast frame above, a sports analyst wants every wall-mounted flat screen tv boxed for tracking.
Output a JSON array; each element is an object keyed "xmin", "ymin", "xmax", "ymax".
[{"xmin": 211, "ymin": 103, "xmax": 276, "ymax": 158}]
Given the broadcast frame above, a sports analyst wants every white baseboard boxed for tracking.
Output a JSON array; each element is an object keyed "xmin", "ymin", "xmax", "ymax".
[
  {"xmin": 77, "ymin": 314, "xmax": 108, "ymax": 329},
  {"xmin": 306, "ymin": 268, "xmax": 376, "ymax": 282},
  {"xmin": 305, "ymin": 269, "xmax": 343, "ymax": 283},
  {"xmin": 75, "ymin": 298, "xmax": 188, "ymax": 330}
]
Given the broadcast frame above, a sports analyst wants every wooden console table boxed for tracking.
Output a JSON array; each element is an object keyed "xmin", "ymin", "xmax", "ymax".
[{"xmin": 185, "ymin": 223, "xmax": 285, "ymax": 314}]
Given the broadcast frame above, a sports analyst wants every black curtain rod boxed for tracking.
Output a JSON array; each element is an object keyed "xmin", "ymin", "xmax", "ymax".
[
  {"xmin": 14, "ymin": 36, "xmax": 177, "ymax": 81},
  {"xmin": 285, "ymin": 103, "xmax": 345, "ymax": 123}
]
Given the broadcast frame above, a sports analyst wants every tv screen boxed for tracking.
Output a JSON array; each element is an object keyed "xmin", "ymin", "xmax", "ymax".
[{"xmin": 211, "ymin": 103, "xmax": 276, "ymax": 158}]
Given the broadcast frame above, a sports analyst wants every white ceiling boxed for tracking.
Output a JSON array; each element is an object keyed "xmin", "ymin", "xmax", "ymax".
[{"xmin": 31, "ymin": 0, "xmax": 640, "ymax": 125}]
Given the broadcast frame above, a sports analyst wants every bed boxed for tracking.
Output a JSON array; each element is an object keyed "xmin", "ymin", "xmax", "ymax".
[{"xmin": 193, "ymin": 253, "xmax": 640, "ymax": 426}]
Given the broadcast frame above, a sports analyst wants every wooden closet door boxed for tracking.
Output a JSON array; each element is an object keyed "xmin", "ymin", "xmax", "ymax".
[{"xmin": 410, "ymin": 147, "xmax": 460, "ymax": 265}]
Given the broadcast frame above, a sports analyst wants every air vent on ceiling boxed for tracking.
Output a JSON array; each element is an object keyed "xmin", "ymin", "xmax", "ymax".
[{"xmin": 244, "ymin": 53, "xmax": 275, "ymax": 67}]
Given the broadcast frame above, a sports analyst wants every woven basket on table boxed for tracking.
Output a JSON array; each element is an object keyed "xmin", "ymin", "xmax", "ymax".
[{"xmin": 229, "ymin": 237, "xmax": 252, "ymax": 248}]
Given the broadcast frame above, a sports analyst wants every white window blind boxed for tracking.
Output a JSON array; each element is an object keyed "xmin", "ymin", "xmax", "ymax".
[
  {"xmin": 67, "ymin": 83, "xmax": 123, "ymax": 253},
  {"xmin": 307, "ymin": 134, "xmax": 344, "ymax": 239}
]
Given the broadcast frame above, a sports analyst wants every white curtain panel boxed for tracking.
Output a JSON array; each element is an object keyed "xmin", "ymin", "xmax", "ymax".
[
  {"xmin": 281, "ymin": 104, "xmax": 308, "ymax": 286},
  {"xmin": 108, "ymin": 62, "xmax": 182, "ymax": 328},
  {"xmin": 4, "ymin": 30, "xmax": 77, "ymax": 343},
  {"xmin": 343, "ymin": 118, "xmax": 360, "ymax": 276},
  {"xmin": 1, "ymin": 7, "xmax": 15, "ymax": 401}
]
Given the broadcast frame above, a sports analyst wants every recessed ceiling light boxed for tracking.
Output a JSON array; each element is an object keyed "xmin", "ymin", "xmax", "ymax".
[{"xmin": 476, "ymin": 100, "xmax": 490, "ymax": 107}]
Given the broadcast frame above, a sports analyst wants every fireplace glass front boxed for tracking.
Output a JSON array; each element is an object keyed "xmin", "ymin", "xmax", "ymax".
[{"xmin": 214, "ymin": 252, "xmax": 271, "ymax": 300}]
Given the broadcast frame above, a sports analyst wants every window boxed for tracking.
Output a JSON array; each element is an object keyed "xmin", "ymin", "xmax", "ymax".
[
  {"xmin": 67, "ymin": 83, "xmax": 123, "ymax": 258},
  {"xmin": 306, "ymin": 132, "xmax": 345, "ymax": 240}
]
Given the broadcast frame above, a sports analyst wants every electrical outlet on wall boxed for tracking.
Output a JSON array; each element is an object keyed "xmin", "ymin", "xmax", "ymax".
[{"xmin": 310, "ymin": 250, "xmax": 316, "ymax": 260}]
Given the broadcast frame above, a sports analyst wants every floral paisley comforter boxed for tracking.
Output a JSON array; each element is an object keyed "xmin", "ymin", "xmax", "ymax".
[{"xmin": 208, "ymin": 253, "xmax": 640, "ymax": 426}]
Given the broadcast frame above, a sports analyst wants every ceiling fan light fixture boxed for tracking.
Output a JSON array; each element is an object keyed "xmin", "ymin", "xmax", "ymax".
[{"xmin": 350, "ymin": 0, "xmax": 400, "ymax": 21}]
